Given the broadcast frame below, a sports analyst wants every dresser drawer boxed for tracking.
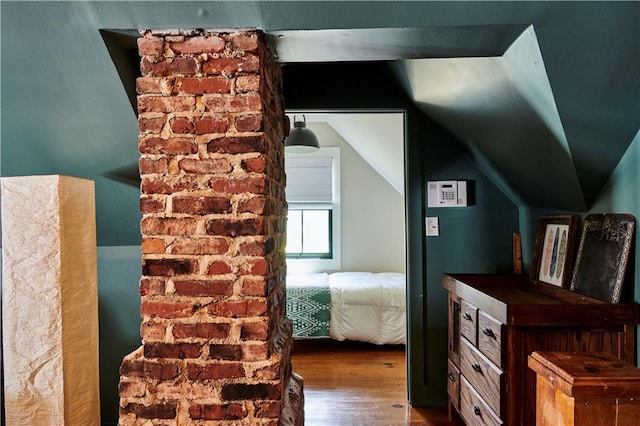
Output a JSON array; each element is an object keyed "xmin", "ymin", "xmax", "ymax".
[
  {"xmin": 478, "ymin": 311, "xmax": 503, "ymax": 367},
  {"xmin": 460, "ymin": 376, "xmax": 503, "ymax": 426},
  {"xmin": 447, "ymin": 359, "xmax": 460, "ymax": 410},
  {"xmin": 460, "ymin": 300, "xmax": 478, "ymax": 345},
  {"xmin": 460, "ymin": 338, "xmax": 504, "ymax": 417}
]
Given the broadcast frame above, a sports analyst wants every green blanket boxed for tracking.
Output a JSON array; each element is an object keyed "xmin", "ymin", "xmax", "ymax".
[{"xmin": 286, "ymin": 286, "xmax": 331, "ymax": 338}]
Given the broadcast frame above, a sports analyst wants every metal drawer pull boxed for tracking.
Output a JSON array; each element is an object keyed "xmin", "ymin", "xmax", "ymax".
[
  {"xmin": 463, "ymin": 312, "xmax": 472, "ymax": 320},
  {"xmin": 472, "ymin": 404, "xmax": 481, "ymax": 416},
  {"xmin": 472, "ymin": 362, "xmax": 482, "ymax": 372},
  {"xmin": 482, "ymin": 327, "xmax": 494, "ymax": 337},
  {"xmin": 448, "ymin": 372, "xmax": 456, "ymax": 381}
]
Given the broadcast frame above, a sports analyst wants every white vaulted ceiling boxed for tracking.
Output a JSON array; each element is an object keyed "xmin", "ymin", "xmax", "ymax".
[{"xmin": 302, "ymin": 113, "xmax": 405, "ymax": 196}]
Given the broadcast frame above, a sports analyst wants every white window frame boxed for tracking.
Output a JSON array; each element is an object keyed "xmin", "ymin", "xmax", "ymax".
[{"xmin": 285, "ymin": 147, "xmax": 341, "ymax": 273}]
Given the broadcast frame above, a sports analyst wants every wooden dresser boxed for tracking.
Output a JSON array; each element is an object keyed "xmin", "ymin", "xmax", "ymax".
[{"xmin": 443, "ymin": 273, "xmax": 640, "ymax": 426}]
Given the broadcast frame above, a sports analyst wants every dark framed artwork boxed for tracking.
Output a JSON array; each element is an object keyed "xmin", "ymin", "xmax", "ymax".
[
  {"xmin": 530, "ymin": 215, "xmax": 579, "ymax": 288},
  {"xmin": 570, "ymin": 213, "xmax": 635, "ymax": 303}
]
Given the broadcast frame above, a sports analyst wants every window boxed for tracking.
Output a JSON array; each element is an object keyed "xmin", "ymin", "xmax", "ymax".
[
  {"xmin": 285, "ymin": 147, "xmax": 340, "ymax": 272},
  {"xmin": 286, "ymin": 209, "xmax": 332, "ymax": 258}
]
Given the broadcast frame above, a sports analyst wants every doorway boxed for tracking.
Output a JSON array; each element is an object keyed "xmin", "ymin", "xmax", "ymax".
[
  {"xmin": 281, "ymin": 59, "xmax": 432, "ymax": 406},
  {"xmin": 283, "ymin": 111, "xmax": 409, "ymax": 390}
]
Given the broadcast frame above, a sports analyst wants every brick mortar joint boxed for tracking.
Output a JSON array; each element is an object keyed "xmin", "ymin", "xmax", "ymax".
[{"xmin": 141, "ymin": 28, "xmax": 262, "ymax": 37}]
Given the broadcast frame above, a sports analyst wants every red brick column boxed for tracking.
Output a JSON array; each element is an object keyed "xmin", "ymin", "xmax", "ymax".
[{"xmin": 118, "ymin": 29, "xmax": 303, "ymax": 425}]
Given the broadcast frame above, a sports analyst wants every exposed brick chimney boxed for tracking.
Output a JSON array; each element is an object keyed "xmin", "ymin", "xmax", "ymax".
[{"xmin": 118, "ymin": 29, "xmax": 303, "ymax": 425}]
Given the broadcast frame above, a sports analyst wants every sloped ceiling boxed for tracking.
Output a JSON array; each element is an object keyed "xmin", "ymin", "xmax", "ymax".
[
  {"xmin": 301, "ymin": 113, "xmax": 405, "ymax": 196},
  {"xmin": 394, "ymin": 25, "xmax": 585, "ymax": 210},
  {"xmin": 1, "ymin": 1, "xmax": 638, "ymax": 245}
]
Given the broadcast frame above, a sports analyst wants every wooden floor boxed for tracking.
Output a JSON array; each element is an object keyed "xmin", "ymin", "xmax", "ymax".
[{"xmin": 290, "ymin": 339, "xmax": 463, "ymax": 426}]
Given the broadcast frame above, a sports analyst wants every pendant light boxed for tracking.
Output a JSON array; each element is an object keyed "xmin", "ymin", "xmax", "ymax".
[{"xmin": 284, "ymin": 115, "xmax": 320, "ymax": 153}]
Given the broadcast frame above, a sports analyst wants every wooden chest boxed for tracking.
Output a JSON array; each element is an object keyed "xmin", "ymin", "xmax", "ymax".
[
  {"xmin": 528, "ymin": 351, "xmax": 640, "ymax": 425},
  {"xmin": 443, "ymin": 273, "xmax": 640, "ymax": 426}
]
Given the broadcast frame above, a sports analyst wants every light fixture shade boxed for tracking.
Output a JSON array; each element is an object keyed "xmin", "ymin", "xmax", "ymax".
[{"xmin": 285, "ymin": 116, "xmax": 320, "ymax": 153}]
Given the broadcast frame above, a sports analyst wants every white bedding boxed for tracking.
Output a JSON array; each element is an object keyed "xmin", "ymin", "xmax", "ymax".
[{"xmin": 328, "ymin": 272, "xmax": 406, "ymax": 345}]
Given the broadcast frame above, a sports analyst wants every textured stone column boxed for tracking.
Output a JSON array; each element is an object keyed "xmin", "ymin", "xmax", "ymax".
[
  {"xmin": 118, "ymin": 29, "xmax": 303, "ymax": 425},
  {"xmin": 1, "ymin": 175, "xmax": 100, "ymax": 425}
]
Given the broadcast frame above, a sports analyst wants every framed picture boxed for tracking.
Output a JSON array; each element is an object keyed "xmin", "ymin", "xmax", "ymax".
[
  {"xmin": 570, "ymin": 213, "xmax": 635, "ymax": 303},
  {"xmin": 530, "ymin": 215, "xmax": 579, "ymax": 288}
]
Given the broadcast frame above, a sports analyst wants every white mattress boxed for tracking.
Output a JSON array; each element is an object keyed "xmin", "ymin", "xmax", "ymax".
[{"xmin": 328, "ymin": 272, "xmax": 406, "ymax": 345}]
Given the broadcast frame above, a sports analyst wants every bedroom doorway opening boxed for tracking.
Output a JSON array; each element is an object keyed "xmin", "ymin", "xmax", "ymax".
[
  {"xmin": 284, "ymin": 112, "xmax": 406, "ymax": 276},
  {"xmin": 283, "ymin": 110, "xmax": 409, "ymax": 394}
]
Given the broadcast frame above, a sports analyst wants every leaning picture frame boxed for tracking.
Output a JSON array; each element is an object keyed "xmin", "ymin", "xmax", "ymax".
[
  {"xmin": 569, "ymin": 213, "xmax": 635, "ymax": 303},
  {"xmin": 530, "ymin": 215, "xmax": 579, "ymax": 288}
]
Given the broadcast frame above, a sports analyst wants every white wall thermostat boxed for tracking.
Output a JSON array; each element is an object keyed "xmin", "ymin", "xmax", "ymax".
[{"xmin": 427, "ymin": 180, "xmax": 468, "ymax": 207}]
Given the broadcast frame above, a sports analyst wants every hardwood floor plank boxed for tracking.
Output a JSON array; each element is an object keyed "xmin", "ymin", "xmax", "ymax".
[{"xmin": 291, "ymin": 339, "xmax": 463, "ymax": 425}]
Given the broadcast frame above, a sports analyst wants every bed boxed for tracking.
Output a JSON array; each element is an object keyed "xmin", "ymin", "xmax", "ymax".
[{"xmin": 285, "ymin": 272, "xmax": 406, "ymax": 345}]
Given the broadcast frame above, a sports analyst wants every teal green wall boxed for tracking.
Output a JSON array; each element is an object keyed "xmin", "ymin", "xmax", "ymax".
[
  {"xmin": 587, "ymin": 130, "xmax": 640, "ymax": 362},
  {"xmin": 415, "ymin": 115, "xmax": 519, "ymax": 405},
  {"xmin": 96, "ymin": 246, "xmax": 142, "ymax": 424}
]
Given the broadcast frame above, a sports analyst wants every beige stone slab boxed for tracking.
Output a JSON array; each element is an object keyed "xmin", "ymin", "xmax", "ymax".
[{"xmin": 1, "ymin": 175, "xmax": 100, "ymax": 425}]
